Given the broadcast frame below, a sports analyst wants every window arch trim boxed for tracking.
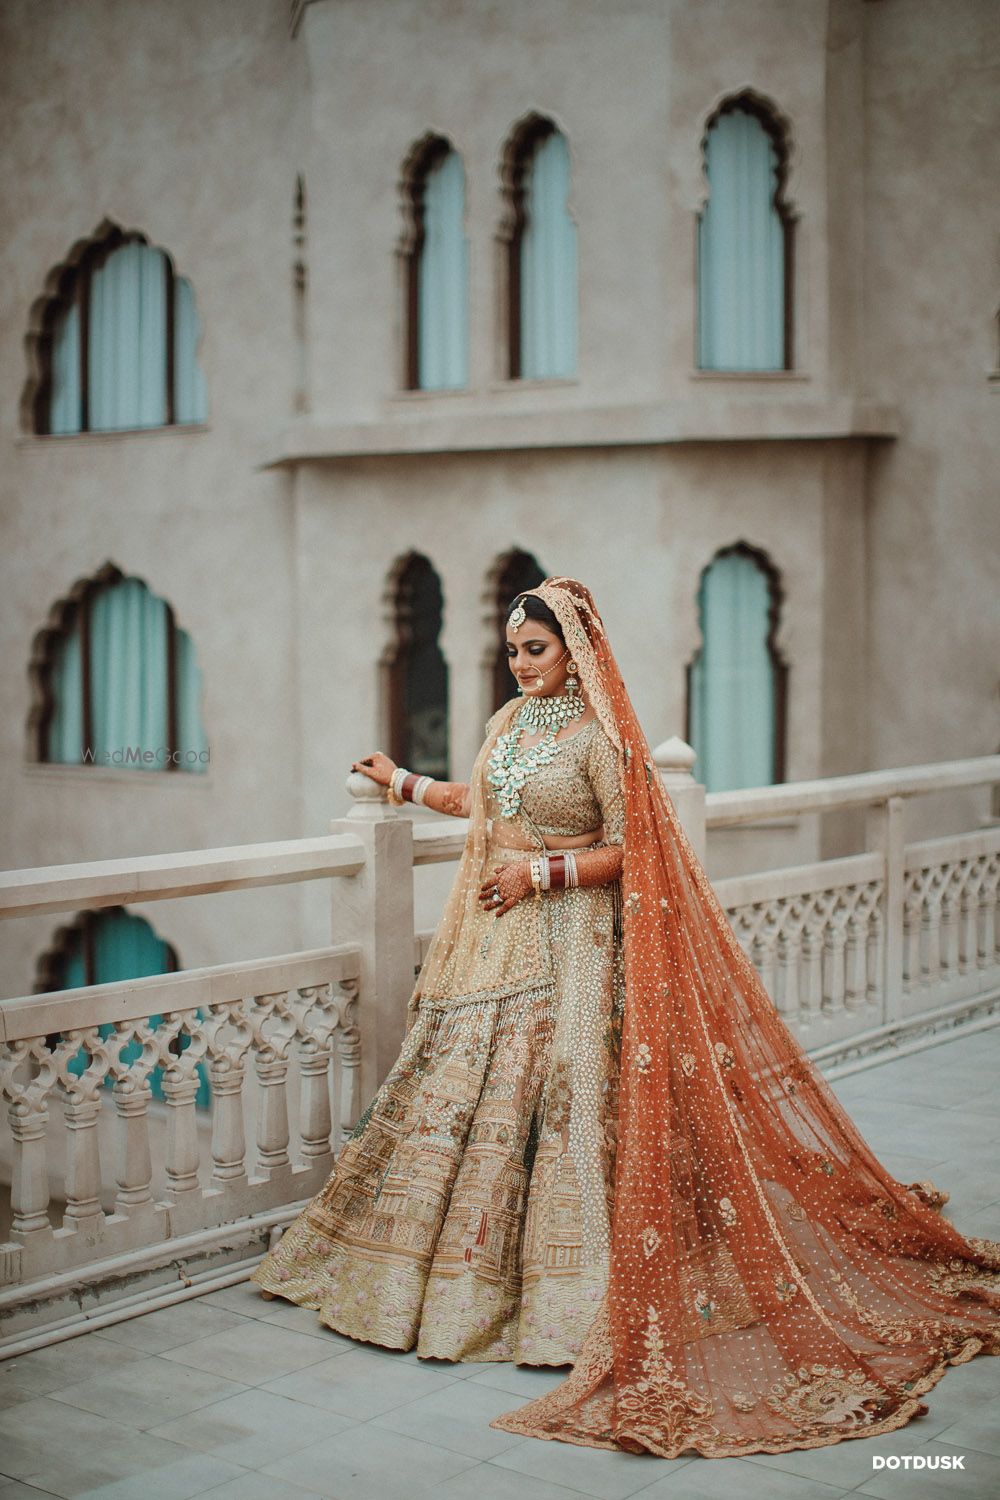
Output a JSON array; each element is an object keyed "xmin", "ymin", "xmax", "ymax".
[
  {"xmin": 27, "ymin": 561, "xmax": 206, "ymax": 772},
  {"xmin": 23, "ymin": 219, "xmax": 206, "ymax": 435}
]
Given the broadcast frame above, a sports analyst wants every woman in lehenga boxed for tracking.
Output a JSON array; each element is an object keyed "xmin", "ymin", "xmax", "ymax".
[{"xmin": 253, "ymin": 576, "xmax": 1000, "ymax": 1460}]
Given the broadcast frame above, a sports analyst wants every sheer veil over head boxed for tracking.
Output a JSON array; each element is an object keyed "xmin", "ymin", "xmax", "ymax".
[{"xmin": 486, "ymin": 577, "xmax": 1000, "ymax": 1459}]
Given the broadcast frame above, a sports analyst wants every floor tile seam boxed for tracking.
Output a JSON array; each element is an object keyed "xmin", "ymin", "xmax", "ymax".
[
  {"xmin": 256, "ymin": 1427, "xmax": 484, "ymax": 1483},
  {"xmin": 157, "ymin": 1342, "xmax": 338, "ymax": 1379},
  {"xmin": 190, "ymin": 1469, "xmax": 322, "ymax": 1500},
  {"xmin": 42, "ymin": 1377, "xmax": 256, "ymax": 1430},
  {"xmin": 361, "ymin": 1401, "xmax": 540, "ymax": 1459},
  {"xmin": 255, "ymin": 1375, "xmax": 465, "ymax": 1423},
  {"xmin": 481, "ymin": 1451, "xmax": 676, "ymax": 1497},
  {"xmin": 0, "ymin": 1480, "xmax": 66, "ymax": 1499},
  {"xmin": 484, "ymin": 1447, "xmax": 673, "ymax": 1500}
]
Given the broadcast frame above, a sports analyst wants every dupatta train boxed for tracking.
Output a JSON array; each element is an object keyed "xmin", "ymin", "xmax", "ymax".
[{"xmin": 480, "ymin": 577, "xmax": 1000, "ymax": 1459}]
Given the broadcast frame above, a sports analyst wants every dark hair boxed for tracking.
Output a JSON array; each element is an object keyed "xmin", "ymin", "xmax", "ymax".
[{"xmin": 506, "ymin": 593, "xmax": 565, "ymax": 643}]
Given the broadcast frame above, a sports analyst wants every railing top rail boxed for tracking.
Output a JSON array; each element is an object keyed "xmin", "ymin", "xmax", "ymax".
[
  {"xmin": 705, "ymin": 755, "xmax": 1000, "ymax": 827},
  {"xmin": 412, "ymin": 821, "xmax": 469, "ymax": 865},
  {"xmin": 0, "ymin": 833, "xmax": 367, "ymax": 921},
  {"xmin": 0, "ymin": 943, "xmax": 362, "ymax": 1043}
]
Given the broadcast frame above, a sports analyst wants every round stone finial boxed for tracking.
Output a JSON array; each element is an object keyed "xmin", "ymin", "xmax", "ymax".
[{"xmin": 346, "ymin": 770, "xmax": 385, "ymax": 802}]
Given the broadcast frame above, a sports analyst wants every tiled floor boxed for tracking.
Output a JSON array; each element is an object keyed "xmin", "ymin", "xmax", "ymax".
[{"xmin": 3, "ymin": 1026, "xmax": 1000, "ymax": 1500}]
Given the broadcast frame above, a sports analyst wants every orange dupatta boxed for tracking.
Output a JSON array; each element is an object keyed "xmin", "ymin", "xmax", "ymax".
[{"xmin": 490, "ymin": 577, "xmax": 1000, "ymax": 1459}]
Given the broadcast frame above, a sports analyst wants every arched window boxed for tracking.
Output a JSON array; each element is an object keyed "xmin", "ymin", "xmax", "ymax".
[
  {"xmin": 384, "ymin": 554, "xmax": 449, "ymax": 778},
  {"xmin": 37, "ymin": 907, "xmax": 210, "ymax": 1110},
  {"xmin": 29, "ymin": 226, "xmax": 207, "ymax": 435},
  {"xmin": 30, "ymin": 565, "xmax": 208, "ymax": 772},
  {"xmin": 488, "ymin": 548, "xmax": 546, "ymax": 711},
  {"xmin": 686, "ymin": 544, "xmax": 788, "ymax": 792},
  {"xmin": 697, "ymin": 94, "xmax": 794, "ymax": 371},
  {"xmin": 402, "ymin": 138, "xmax": 468, "ymax": 390},
  {"xmin": 503, "ymin": 118, "xmax": 577, "ymax": 379}
]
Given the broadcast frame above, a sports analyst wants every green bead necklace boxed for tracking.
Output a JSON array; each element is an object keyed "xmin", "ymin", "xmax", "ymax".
[{"xmin": 487, "ymin": 690, "xmax": 585, "ymax": 819}]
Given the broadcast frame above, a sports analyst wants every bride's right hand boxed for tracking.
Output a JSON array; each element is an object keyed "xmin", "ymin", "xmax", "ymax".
[{"xmin": 351, "ymin": 751, "xmax": 397, "ymax": 788}]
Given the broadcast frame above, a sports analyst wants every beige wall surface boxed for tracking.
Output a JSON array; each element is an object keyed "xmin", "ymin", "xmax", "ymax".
[{"xmin": 0, "ymin": 0, "xmax": 997, "ymax": 999}]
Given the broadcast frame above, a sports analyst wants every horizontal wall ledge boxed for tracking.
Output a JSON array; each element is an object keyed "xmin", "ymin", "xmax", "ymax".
[{"xmin": 260, "ymin": 398, "xmax": 899, "ymax": 466}]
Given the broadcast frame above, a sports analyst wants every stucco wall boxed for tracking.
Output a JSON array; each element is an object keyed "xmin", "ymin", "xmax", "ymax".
[{"xmin": 0, "ymin": 0, "xmax": 996, "ymax": 999}]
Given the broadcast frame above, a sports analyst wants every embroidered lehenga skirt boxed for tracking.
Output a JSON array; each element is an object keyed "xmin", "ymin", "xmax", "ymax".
[{"xmin": 251, "ymin": 718, "xmax": 626, "ymax": 1364}]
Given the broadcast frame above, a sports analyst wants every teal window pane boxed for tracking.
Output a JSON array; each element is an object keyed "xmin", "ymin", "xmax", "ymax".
[
  {"xmin": 698, "ymin": 108, "xmax": 786, "ymax": 371},
  {"xmin": 690, "ymin": 552, "xmax": 777, "ymax": 792},
  {"xmin": 417, "ymin": 150, "xmax": 468, "ymax": 390},
  {"xmin": 520, "ymin": 130, "xmax": 577, "ymax": 379},
  {"xmin": 88, "ymin": 243, "xmax": 168, "ymax": 430}
]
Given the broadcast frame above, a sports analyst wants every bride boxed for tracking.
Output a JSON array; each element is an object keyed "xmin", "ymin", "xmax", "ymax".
[{"xmin": 252, "ymin": 576, "xmax": 1000, "ymax": 1459}]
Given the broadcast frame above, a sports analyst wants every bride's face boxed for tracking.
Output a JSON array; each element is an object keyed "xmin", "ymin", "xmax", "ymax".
[{"xmin": 505, "ymin": 620, "xmax": 570, "ymax": 697}]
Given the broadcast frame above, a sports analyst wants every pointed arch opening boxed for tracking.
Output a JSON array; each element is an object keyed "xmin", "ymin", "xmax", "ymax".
[
  {"xmin": 23, "ymin": 220, "xmax": 207, "ymax": 435},
  {"xmin": 35, "ymin": 907, "xmax": 210, "ymax": 1110},
  {"xmin": 383, "ymin": 553, "xmax": 450, "ymax": 778},
  {"xmin": 696, "ymin": 91, "xmax": 796, "ymax": 371},
  {"xmin": 500, "ymin": 114, "xmax": 578, "ymax": 380},
  {"xmin": 27, "ymin": 563, "xmax": 209, "ymax": 772},
  {"xmin": 399, "ymin": 136, "xmax": 469, "ymax": 391},
  {"xmin": 685, "ymin": 541, "xmax": 789, "ymax": 792}
]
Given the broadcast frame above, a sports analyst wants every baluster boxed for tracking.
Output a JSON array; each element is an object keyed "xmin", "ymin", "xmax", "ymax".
[
  {"xmin": 822, "ymin": 916, "xmax": 846, "ymax": 1015},
  {"xmin": 939, "ymin": 872, "xmax": 961, "ymax": 982},
  {"xmin": 161, "ymin": 1073, "xmax": 202, "ymax": 1196},
  {"xmin": 298, "ymin": 1040, "xmax": 334, "ymax": 1161},
  {"xmin": 979, "ymin": 869, "xmax": 997, "ymax": 970},
  {"xmin": 338, "ymin": 1023, "xmax": 361, "ymax": 1146},
  {"xmin": 255, "ymin": 1055, "xmax": 291, "ymax": 1174},
  {"xmin": 800, "ymin": 920, "xmax": 823, "ymax": 1020},
  {"xmin": 920, "ymin": 876, "xmax": 944, "ymax": 987},
  {"xmin": 63, "ymin": 1093, "xmax": 104, "ymax": 1228},
  {"xmin": 959, "ymin": 884, "xmax": 979, "ymax": 974},
  {"xmin": 112, "ymin": 1077, "xmax": 153, "ymax": 1211},
  {"xmin": 337, "ymin": 979, "xmax": 361, "ymax": 1145},
  {"xmin": 753, "ymin": 905, "xmax": 779, "ymax": 1003},
  {"xmin": 8, "ymin": 1100, "xmax": 52, "ymax": 1237},
  {"xmin": 774, "ymin": 930, "xmax": 798, "ymax": 1017},
  {"xmin": 867, "ymin": 901, "xmax": 883, "ymax": 1006},
  {"xmin": 209, "ymin": 1057, "xmax": 247, "ymax": 1185},
  {"xmin": 844, "ymin": 907, "xmax": 867, "ymax": 1011},
  {"xmin": 901, "ymin": 889, "xmax": 923, "ymax": 993}
]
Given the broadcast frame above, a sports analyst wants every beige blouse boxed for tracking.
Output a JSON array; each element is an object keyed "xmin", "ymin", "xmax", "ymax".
[{"xmin": 483, "ymin": 716, "xmax": 625, "ymax": 846}]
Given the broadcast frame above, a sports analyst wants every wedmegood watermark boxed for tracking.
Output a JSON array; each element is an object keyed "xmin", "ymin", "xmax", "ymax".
[
  {"xmin": 872, "ymin": 1455, "xmax": 965, "ymax": 1469},
  {"xmin": 81, "ymin": 746, "xmax": 211, "ymax": 767}
]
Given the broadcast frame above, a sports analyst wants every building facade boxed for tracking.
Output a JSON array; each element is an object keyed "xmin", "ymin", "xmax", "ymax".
[{"xmin": 1, "ymin": 0, "xmax": 998, "ymax": 1000}]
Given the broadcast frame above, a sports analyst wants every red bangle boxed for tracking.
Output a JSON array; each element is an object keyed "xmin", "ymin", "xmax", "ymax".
[
  {"xmin": 401, "ymin": 773, "xmax": 420, "ymax": 802},
  {"xmin": 548, "ymin": 853, "xmax": 567, "ymax": 890}
]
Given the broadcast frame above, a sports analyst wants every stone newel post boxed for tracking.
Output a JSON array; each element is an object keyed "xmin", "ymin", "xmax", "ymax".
[
  {"xmin": 330, "ymin": 774, "xmax": 415, "ymax": 1104},
  {"xmin": 652, "ymin": 736, "xmax": 706, "ymax": 865}
]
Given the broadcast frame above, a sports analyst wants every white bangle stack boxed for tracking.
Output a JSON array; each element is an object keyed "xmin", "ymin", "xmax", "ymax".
[
  {"xmin": 387, "ymin": 767, "xmax": 435, "ymax": 807},
  {"xmin": 387, "ymin": 766, "xmax": 410, "ymax": 806}
]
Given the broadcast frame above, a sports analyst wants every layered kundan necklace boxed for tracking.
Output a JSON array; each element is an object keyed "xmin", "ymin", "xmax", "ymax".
[{"xmin": 487, "ymin": 683, "xmax": 585, "ymax": 820}]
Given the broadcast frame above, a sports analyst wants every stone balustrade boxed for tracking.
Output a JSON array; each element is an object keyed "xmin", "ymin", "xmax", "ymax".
[{"xmin": 0, "ymin": 743, "xmax": 998, "ymax": 1351}]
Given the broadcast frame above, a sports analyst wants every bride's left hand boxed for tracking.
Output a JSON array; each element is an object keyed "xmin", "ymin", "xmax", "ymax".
[{"xmin": 478, "ymin": 861, "xmax": 532, "ymax": 916}]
